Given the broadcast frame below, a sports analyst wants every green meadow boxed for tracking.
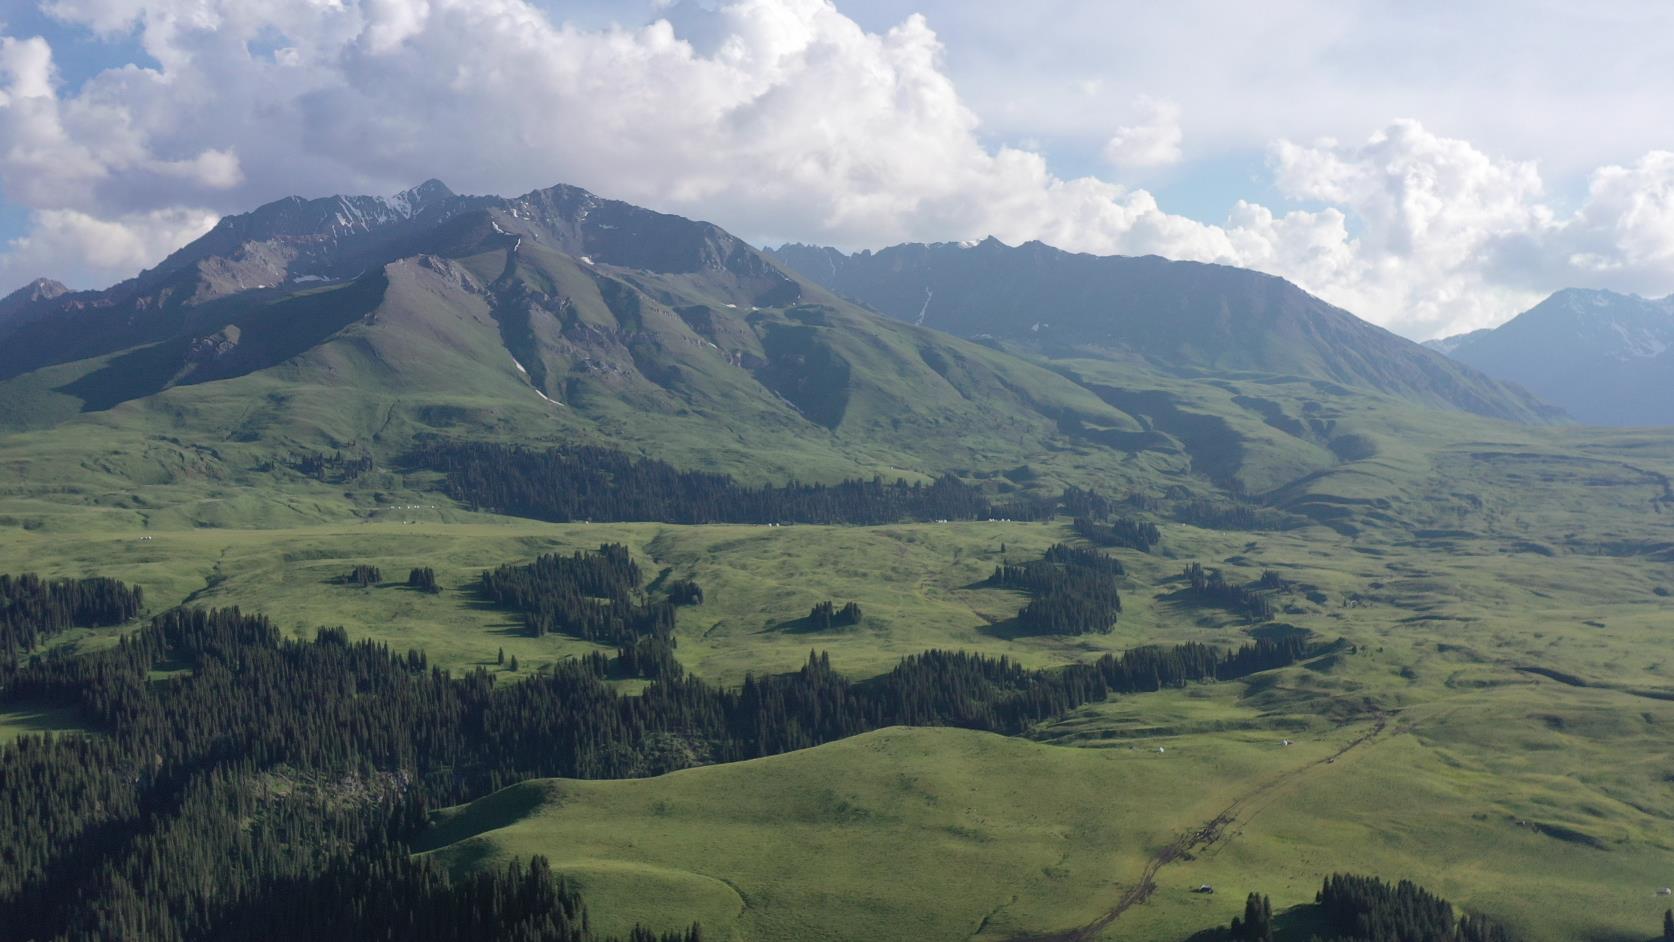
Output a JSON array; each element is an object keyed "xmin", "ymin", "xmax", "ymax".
[
  {"xmin": 5, "ymin": 317, "xmax": 1674, "ymax": 939},
  {"xmin": 4, "ymin": 490, "xmax": 1673, "ymax": 940}
]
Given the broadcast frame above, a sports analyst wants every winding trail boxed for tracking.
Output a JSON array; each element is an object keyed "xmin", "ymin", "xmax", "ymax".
[{"xmin": 1005, "ymin": 714, "xmax": 1391, "ymax": 942}]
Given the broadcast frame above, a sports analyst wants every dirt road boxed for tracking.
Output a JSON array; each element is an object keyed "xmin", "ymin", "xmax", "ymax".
[{"xmin": 1006, "ymin": 715, "xmax": 1390, "ymax": 942}]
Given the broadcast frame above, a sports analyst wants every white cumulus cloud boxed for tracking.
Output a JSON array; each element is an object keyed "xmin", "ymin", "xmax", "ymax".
[
  {"xmin": 0, "ymin": 0, "xmax": 1669, "ymax": 340},
  {"xmin": 1102, "ymin": 96, "xmax": 1182, "ymax": 169}
]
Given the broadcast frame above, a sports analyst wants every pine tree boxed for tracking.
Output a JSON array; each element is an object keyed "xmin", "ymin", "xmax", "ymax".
[
  {"xmin": 508, "ymin": 654, "xmax": 519, "ymax": 672},
  {"xmin": 498, "ymin": 647, "xmax": 505, "ymax": 665},
  {"xmin": 1663, "ymin": 908, "xmax": 1672, "ymax": 942},
  {"xmin": 1232, "ymin": 892, "xmax": 1273, "ymax": 941}
]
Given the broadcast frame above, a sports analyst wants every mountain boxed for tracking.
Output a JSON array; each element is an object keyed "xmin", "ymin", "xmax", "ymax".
[
  {"xmin": 766, "ymin": 239, "xmax": 1561, "ymax": 424},
  {"xmin": 1, "ymin": 179, "xmax": 1607, "ymax": 537},
  {"xmin": 0, "ymin": 180, "xmax": 1161, "ymax": 494},
  {"xmin": 1426, "ymin": 288, "xmax": 1674, "ymax": 426},
  {"xmin": 0, "ymin": 277, "xmax": 71, "ymax": 337}
]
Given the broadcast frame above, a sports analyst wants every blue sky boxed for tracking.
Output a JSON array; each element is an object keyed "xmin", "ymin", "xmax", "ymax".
[{"xmin": 2, "ymin": 0, "xmax": 1671, "ymax": 338}]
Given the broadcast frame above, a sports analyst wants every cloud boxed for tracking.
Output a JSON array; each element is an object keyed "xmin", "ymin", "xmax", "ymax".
[
  {"xmin": 0, "ymin": 0, "xmax": 1669, "ymax": 339},
  {"xmin": 1267, "ymin": 122, "xmax": 1674, "ymax": 335},
  {"xmin": 1, "ymin": 206, "xmax": 217, "ymax": 282},
  {"xmin": 1558, "ymin": 150, "xmax": 1674, "ymax": 288},
  {"xmin": 1102, "ymin": 96, "xmax": 1182, "ymax": 169}
]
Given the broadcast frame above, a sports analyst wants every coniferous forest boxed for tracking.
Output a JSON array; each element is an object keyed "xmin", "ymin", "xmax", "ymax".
[
  {"xmin": 988, "ymin": 543, "xmax": 1125, "ymax": 635},
  {"xmin": 478, "ymin": 545, "xmax": 676, "ymax": 644},
  {"xmin": 1308, "ymin": 873, "xmax": 1518, "ymax": 941},
  {"xmin": 0, "ymin": 574, "xmax": 144, "ymax": 663},
  {"xmin": 0, "ymin": 572, "xmax": 1317, "ymax": 942},
  {"xmin": 1071, "ymin": 515, "xmax": 1162, "ymax": 553},
  {"xmin": 1183, "ymin": 562, "xmax": 1278, "ymax": 622},
  {"xmin": 416, "ymin": 442, "xmax": 1055, "ymax": 525}
]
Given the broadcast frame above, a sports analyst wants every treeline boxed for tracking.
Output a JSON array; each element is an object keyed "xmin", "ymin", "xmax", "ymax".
[
  {"xmin": 416, "ymin": 442, "xmax": 1324, "ymax": 543},
  {"xmin": 415, "ymin": 442, "xmax": 1050, "ymax": 525},
  {"xmin": 292, "ymin": 450, "xmax": 373, "ymax": 483},
  {"xmin": 989, "ymin": 544, "xmax": 1123, "ymax": 635},
  {"xmin": 1183, "ymin": 562, "xmax": 1276, "ymax": 622},
  {"xmin": 1173, "ymin": 499, "xmax": 1302, "ymax": 532},
  {"xmin": 1088, "ymin": 636, "xmax": 1312, "ymax": 692},
  {"xmin": 210, "ymin": 853, "xmax": 701, "ymax": 942},
  {"xmin": 1312, "ymin": 873, "xmax": 1517, "ymax": 941},
  {"xmin": 0, "ymin": 572, "xmax": 143, "ymax": 662},
  {"xmin": 1064, "ymin": 484, "xmax": 1305, "ymax": 537},
  {"xmin": 479, "ymin": 545, "xmax": 674, "ymax": 644}
]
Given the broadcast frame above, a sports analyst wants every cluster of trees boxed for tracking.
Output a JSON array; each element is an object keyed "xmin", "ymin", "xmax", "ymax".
[
  {"xmin": 1059, "ymin": 485, "xmax": 1124, "ymax": 520},
  {"xmin": 408, "ymin": 567, "xmax": 441, "ymax": 593},
  {"xmin": 1172, "ymin": 500, "xmax": 1300, "ymax": 532},
  {"xmin": 581, "ymin": 636, "xmax": 684, "ymax": 681},
  {"xmin": 344, "ymin": 564, "xmax": 382, "ymax": 588},
  {"xmin": 1072, "ymin": 515, "xmax": 1161, "ymax": 553},
  {"xmin": 667, "ymin": 580, "xmax": 704, "ymax": 606},
  {"xmin": 1063, "ymin": 485, "xmax": 1161, "ymax": 553},
  {"xmin": 414, "ymin": 442, "xmax": 1053, "ymax": 525},
  {"xmin": 1063, "ymin": 484, "xmax": 1303, "ymax": 534},
  {"xmin": 0, "ymin": 573, "xmax": 143, "ymax": 662},
  {"xmin": 1313, "ymin": 873, "xmax": 1517, "ymax": 942},
  {"xmin": 478, "ymin": 545, "xmax": 674, "ymax": 644},
  {"xmin": 1664, "ymin": 909, "xmax": 1673, "ymax": 942},
  {"xmin": 293, "ymin": 450, "xmax": 374, "ymax": 483},
  {"xmin": 1228, "ymin": 893, "xmax": 1273, "ymax": 941},
  {"xmin": 1183, "ymin": 563, "xmax": 1277, "ymax": 622},
  {"xmin": 1089, "ymin": 636, "xmax": 1313, "ymax": 691},
  {"xmin": 806, "ymin": 601, "xmax": 863, "ymax": 630},
  {"xmin": 989, "ymin": 544, "xmax": 1124, "ymax": 635}
]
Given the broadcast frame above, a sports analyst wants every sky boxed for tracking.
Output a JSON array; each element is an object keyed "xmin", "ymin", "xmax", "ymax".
[{"xmin": 1, "ymin": 1, "xmax": 1672, "ymax": 339}]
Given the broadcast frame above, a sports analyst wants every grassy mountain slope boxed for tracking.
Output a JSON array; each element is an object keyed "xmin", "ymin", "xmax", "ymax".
[
  {"xmin": 0, "ymin": 183, "xmax": 1200, "ymax": 523},
  {"xmin": 767, "ymin": 239, "xmax": 1562, "ymax": 424}
]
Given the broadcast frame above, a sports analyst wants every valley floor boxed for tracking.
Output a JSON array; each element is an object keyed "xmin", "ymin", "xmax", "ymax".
[{"xmin": 5, "ymin": 514, "xmax": 1672, "ymax": 941}]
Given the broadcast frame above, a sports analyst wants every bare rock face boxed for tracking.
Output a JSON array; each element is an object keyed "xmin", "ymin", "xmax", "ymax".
[{"xmin": 185, "ymin": 325, "xmax": 242, "ymax": 366}]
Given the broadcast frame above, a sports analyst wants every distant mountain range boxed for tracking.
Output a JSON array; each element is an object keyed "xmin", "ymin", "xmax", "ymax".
[
  {"xmin": 1425, "ymin": 289, "xmax": 1674, "ymax": 426},
  {"xmin": 0, "ymin": 180, "xmax": 1176, "ymax": 491},
  {"xmin": 0, "ymin": 179, "xmax": 1592, "ymax": 529},
  {"xmin": 766, "ymin": 240, "xmax": 1559, "ymax": 424}
]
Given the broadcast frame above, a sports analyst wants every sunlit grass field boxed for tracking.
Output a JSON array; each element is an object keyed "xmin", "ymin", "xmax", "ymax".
[
  {"xmin": 5, "ymin": 345, "xmax": 1674, "ymax": 940},
  {"xmin": 4, "ymin": 501, "xmax": 1672, "ymax": 940}
]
